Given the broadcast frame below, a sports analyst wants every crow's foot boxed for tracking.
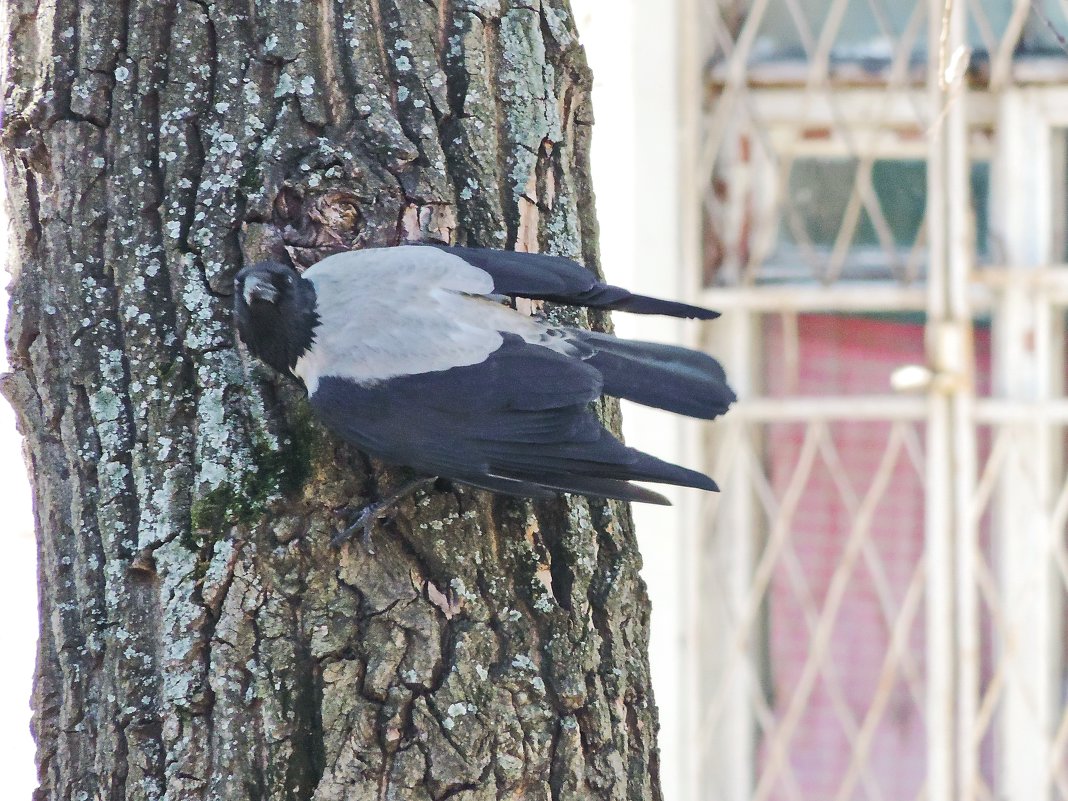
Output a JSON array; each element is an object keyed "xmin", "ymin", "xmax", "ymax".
[{"xmin": 332, "ymin": 477, "xmax": 437, "ymax": 553}]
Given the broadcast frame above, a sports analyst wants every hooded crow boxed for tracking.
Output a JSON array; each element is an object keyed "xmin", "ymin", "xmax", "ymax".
[{"xmin": 234, "ymin": 244, "xmax": 735, "ymax": 543}]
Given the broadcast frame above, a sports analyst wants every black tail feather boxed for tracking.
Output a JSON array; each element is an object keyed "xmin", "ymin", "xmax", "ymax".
[
  {"xmin": 576, "ymin": 331, "xmax": 736, "ymax": 419},
  {"xmin": 563, "ymin": 283, "xmax": 719, "ymax": 319},
  {"xmin": 485, "ymin": 428, "xmax": 719, "ymax": 496},
  {"xmin": 521, "ymin": 474, "xmax": 674, "ymax": 505},
  {"xmin": 423, "ymin": 243, "xmax": 721, "ymax": 319},
  {"xmin": 584, "ymin": 285, "xmax": 721, "ymax": 319},
  {"xmin": 465, "ymin": 471, "xmax": 673, "ymax": 505}
]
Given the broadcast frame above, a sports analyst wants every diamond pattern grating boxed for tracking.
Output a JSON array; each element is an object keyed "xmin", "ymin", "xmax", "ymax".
[{"xmin": 693, "ymin": 2, "xmax": 1068, "ymax": 800}]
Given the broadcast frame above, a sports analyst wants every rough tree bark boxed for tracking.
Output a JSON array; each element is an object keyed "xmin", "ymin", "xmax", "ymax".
[{"xmin": 1, "ymin": 0, "xmax": 664, "ymax": 799}]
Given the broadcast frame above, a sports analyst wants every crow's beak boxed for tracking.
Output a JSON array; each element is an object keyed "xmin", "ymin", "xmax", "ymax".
[{"xmin": 244, "ymin": 275, "xmax": 279, "ymax": 306}]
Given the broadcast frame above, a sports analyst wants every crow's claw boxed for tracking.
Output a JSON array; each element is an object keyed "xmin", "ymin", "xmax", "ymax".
[
  {"xmin": 332, "ymin": 503, "xmax": 389, "ymax": 552},
  {"xmin": 331, "ymin": 477, "xmax": 437, "ymax": 553}
]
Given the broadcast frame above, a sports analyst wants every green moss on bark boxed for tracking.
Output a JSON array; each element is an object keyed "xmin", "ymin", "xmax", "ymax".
[{"xmin": 189, "ymin": 400, "xmax": 320, "ymax": 537}]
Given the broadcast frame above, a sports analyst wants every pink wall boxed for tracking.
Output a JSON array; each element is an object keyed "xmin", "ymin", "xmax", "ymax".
[{"xmin": 758, "ymin": 314, "xmax": 991, "ymax": 799}]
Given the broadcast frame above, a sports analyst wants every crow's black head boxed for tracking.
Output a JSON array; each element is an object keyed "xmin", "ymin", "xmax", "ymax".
[{"xmin": 234, "ymin": 261, "xmax": 319, "ymax": 377}]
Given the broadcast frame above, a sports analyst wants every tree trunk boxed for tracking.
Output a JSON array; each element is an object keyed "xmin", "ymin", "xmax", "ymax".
[{"xmin": 2, "ymin": 1, "xmax": 663, "ymax": 799}]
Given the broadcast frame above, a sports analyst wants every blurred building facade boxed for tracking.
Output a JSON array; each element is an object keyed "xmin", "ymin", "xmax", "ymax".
[{"xmin": 683, "ymin": 1, "xmax": 1068, "ymax": 800}]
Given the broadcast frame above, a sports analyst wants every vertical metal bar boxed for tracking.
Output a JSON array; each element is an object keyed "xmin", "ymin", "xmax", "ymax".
[
  {"xmin": 943, "ymin": 0, "xmax": 978, "ymax": 796},
  {"xmin": 926, "ymin": 397, "xmax": 955, "ymax": 801},
  {"xmin": 926, "ymin": 2, "xmax": 957, "ymax": 799},
  {"xmin": 709, "ymin": 308, "xmax": 759, "ymax": 801},
  {"xmin": 990, "ymin": 88, "xmax": 1057, "ymax": 801}
]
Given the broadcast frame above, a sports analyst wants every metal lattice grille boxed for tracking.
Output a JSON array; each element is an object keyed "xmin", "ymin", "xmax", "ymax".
[
  {"xmin": 687, "ymin": 1, "xmax": 1068, "ymax": 800},
  {"xmin": 699, "ymin": 0, "xmax": 942, "ymax": 286},
  {"xmin": 966, "ymin": 415, "xmax": 1068, "ymax": 800},
  {"xmin": 698, "ymin": 319, "xmax": 935, "ymax": 801}
]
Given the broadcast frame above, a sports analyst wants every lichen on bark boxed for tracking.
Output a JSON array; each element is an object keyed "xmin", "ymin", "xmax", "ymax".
[{"xmin": 2, "ymin": 0, "xmax": 663, "ymax": 799}]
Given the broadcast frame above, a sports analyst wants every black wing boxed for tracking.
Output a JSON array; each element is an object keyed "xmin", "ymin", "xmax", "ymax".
[
  {"xmin": 421, "ymin": 243, "xmax": 719, "ymax": 320},
  {"xmin": 308, "ymin": 335, "xmax": 717, "ymax": 504}
]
